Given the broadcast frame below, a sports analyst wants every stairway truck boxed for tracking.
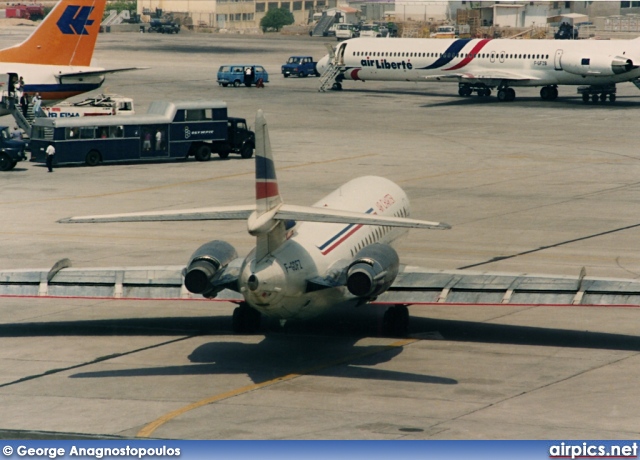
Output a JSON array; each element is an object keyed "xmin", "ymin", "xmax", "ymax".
[
  {"xmin": 29, "ymin": 100, "xmax": 255, "ymax": 166},
  {"xmin": 0, "ymin": 126, "xmax": 27, "ymax": 171}
]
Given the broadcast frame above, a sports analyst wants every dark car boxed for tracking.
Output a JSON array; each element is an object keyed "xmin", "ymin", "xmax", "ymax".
[{"xmin": 0, "ymin": 126, "xmax": 27, "ymax": 171}]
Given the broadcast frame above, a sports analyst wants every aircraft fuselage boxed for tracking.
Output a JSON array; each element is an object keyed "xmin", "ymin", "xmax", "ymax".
[{"xmin": 238, "ymin": 176, "xmax": 410, "ymax": 320}]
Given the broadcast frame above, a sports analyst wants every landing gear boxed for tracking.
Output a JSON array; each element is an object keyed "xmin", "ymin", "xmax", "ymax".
[
  {"xmin": 497, "ymin": 87, "xmax": 516, "ymax": 102},
  {"xmin": 540, "ymin": 85, "xmax": 558, "ymax": 101},
  {"xmin": 458, "ymin": 85, "xmax": 472, "ymax": 97},
  {"xmin": 232, "ymin": 303, "xmax": 261, "ymax": 334},
  {"xmin": 382, "ymin": 305, "xmax": 409, "ymax": 337},
  {"xmin": 457, "ymin": 83, "xmax": 491, "ymax": 98},
  {"xmin": 578, "ymin": 84, "xmax": 617, "ymax": 104},
  {"xmin": 331, "ymin": 82, "xmax": 342, "ymax": 91}
]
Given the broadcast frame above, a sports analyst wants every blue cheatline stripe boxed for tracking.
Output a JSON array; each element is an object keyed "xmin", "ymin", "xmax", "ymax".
[
  {"xmin": 23, "ymin": 83, "xmax": 104, "ymax": 93},
  {"xmin": 317, "ymin": 208, "xmax": 374, "ymax": 251},
  {"xmin": 256, "ymin": 155, "xmax": 276, "ymax": 180},
  {"xmin": 423, "ymin": 38, "xmax": 472, "ymax": 70}
]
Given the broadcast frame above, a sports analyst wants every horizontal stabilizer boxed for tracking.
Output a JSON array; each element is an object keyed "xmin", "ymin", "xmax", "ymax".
[
  {"xmin": 59, "ymin": 205, "xmax": 256, "ymax": 223},
  {"xmin": 275, "ymin": 204, "xmax": 451, "ymax": 230}
]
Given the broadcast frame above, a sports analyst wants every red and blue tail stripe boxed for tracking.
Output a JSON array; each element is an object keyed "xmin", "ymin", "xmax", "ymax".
[
  {"xmin": 256, "ymin": 154, "xmax": 279, "ymax": 201},
  {"xmin": 420, "ymin": 38, "xmax": 491, "ymax": 71},
  {"xmin": 317, "ymin": 208, "xmax": 374, "ymax": 256}
]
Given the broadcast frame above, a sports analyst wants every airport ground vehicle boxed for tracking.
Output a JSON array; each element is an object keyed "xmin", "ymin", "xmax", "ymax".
[
  {"xmin": 217, "ymin": 65, "xmax": 269, "ymax": 87},
  {"xmin": 358, "ymin": 23, "xmax": 381, "ymax": 37},
  {"xmin": 0, "ymin": 126, "xmax": 27, "ymax": 171},
  {"xmin": 29, "ymin": 101, "xmax": 255, "ymax": 166},
  {"xmin": 41, "ymin": 94, "xmax": 134, "ymax": 118},
  {"xmin": 335, "ymin": 23, "xmax": 357, "ymax": 41},
  {"xmin": 281, "ymin": 56, "xmax": 319, "ymax": 77},
  {"xmin": 147, "ymin": 18, "xmax": 180, "ymax": 33},
  {"xmin": 2, "ymin": 4, "xmax": 45, "ymax": 20}
]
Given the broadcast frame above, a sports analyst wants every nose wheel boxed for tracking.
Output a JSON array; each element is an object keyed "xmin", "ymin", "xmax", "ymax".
[{"xmin": 232, "ymin": 303, "xmax": 262, "ymax": 333}]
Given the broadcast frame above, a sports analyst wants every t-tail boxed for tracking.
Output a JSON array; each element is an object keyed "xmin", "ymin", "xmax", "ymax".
[{"xmin": 0, "ymin": 0, "xmax": 106, "ymax": 66}]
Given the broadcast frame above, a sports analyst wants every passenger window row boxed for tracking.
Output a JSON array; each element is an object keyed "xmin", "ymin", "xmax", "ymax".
[{"xmin": 353, "ymin": 51, "xmax": 550, "ymax": 60}]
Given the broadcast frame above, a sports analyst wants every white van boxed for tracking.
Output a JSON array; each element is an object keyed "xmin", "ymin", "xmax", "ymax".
[{"xmin": 335, "ymin": 23, "xmax": 356, "ymax": 41}]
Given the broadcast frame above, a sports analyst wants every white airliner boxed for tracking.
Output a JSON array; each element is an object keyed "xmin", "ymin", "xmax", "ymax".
[
  {"xmin": 52, "ymin": 110, "xmax": 451, "ymax": 335},
  {"xmin": 0, "ymin": 0, "xmax": 139, "ymax": 114},
  {"xmin": 317, "ymin": 36, "xmax": 640, "ymax": 102}
]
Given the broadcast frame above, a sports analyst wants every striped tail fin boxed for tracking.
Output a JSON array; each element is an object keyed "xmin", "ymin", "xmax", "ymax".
[
  {"xmin": 0, "ymin": 0, "xmax": 106, "ymax": 66},
  {"xmin": 255, "ymin": 109, "xmax": 282, "ymax": 215},
  {"xmin": 253, "ymin": 110, "xmax": 286, "ymax": 261}
]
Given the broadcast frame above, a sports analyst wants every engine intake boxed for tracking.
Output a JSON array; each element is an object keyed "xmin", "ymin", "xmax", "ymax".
[
  {"xmin": 346, "ymin": 243, "xmax": 399, "ymax": 298},
  {"xmin": 184, "ymin": 240, "xmax": 237, "ymax": 296},
  {"xmin": 562, "ymin": 53, "xmax": 636, "ymax": 77}
]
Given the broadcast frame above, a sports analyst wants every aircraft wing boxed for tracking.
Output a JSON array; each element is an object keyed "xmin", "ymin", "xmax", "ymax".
[
  {"xmin": 57, "ymin": 67, "xmax": 148, "ymax": 80},
  {"xmin": 372, "ymin": 266, "xmax": 640, "ymax": 307},
  {"xmin": 0, "ymin": 260, "xmax": 243, "ymax": 301},
  {"xmin": 425, "ymin": 71, "xmax": 539, "ymax": 84},
  {"xmin": 2, "ymin": 261, "xmax": 640, "ymax": 306}
]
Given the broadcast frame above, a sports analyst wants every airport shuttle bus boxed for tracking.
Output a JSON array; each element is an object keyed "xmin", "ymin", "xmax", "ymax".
[{"xmin": 30, "ymin": 100, "xmax": 247, "ymax": 166}]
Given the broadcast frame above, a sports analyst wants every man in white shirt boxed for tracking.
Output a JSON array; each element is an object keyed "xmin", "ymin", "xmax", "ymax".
[{"xmin": 45, "ymin": 143, "xmax": 55, "ymax": 172}]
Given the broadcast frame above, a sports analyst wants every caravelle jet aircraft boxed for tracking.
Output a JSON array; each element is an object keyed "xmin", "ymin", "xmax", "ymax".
[
  {"xmin": 317, "ymin": 36, "xmax": 640, "ymax": 102},
  {"xmin": 2, "ymin": 111, "xmax": 640, "ymax": 336},
  {"xmin": 45, "ymin": 110, "xmax": 450, "ymax": 336},
  {"xmin": 0, "ymin": 0, "xmax": 139, "ymax": 114}
]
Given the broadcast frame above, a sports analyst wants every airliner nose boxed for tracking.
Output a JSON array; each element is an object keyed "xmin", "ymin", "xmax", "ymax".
[{"xmin": 317, "ymin": 54, "xmax": 330, "ymax": 75}]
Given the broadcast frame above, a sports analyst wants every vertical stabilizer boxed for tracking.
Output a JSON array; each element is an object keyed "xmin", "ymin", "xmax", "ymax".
[
  {"xmin": 253, "ymin": 110, "xmax": 285, "ymax": 261},
  {"xmin": 0, "ymin": 0, "xmax": 106, "ymax": 66},
  {"xmin": 255, "ymin": 109, "xmax": 283, "ymax": 215}
]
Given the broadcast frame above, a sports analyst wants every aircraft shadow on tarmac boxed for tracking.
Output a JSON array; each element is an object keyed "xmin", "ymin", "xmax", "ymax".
[
  {"xmin": 342, "ymin": 87, "xmax": 640, "ymax": 108},
  {"xmin": 68, "ymin": 334, "xmax": 457, "ymax": 386},
  {"xmin": 2, "ymin": 312, "xmax": 640, "ymax": 385}
]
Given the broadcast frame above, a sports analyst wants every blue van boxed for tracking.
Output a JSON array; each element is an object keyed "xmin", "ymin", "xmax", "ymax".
[{"xmin": 217, "ymin": 65, "xmax": 269, "ymax": 87}]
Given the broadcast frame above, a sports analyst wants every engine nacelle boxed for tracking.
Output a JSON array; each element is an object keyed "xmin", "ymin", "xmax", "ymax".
[
  {"xmin": 184, "ymin": 240, "xmax": 237, "ymax": 296},
  {"xmin": 346, "ymin": 243, "xmax": 400, "ymax": 298},
  {"xmin": 562, "ymin": 53, "xmax": 635, "ymax": 77}
]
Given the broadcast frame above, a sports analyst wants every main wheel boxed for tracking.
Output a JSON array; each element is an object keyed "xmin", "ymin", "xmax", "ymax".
[
  {"xmin": 506, "ymin": 87, "xmax": 516, "ymax": 101},
  {"xmin": 85, "ymin": 150, "xmax": 101, "ymax": 166},
  {"xmin": 331, "ymin": 82, "xmax": 342, "ymax": 91},
  {"xmin": 497, "ymin": 89, "xmax": 508, "ymax": 102},
  {"xmin": 240, "ymin": 143, "xmax": 254, "ymax": 159},
  {"xmin": 582, "ymin": 93, "xmax": 590, "ymax": 103},
  {"xmin": 382, "ymin": 305, "xmax": 409, "ymax": 337},
  {"xmin": 540, "ymin": 86, "xmax": 551, "ymax": 100},
  {"xmin": 232, "ymin": 304, "xmax": 261, "ymax": 334},
  {"xmin": 610, "ymin": 93, "xmax": 616, "ymax": 102},
  {"xmin": 0, "ymin": 153, "xmax": 14, "ymax": 171},
  {"xmin": 458, "ymin": 86, "xmax": 472, "ymax": 97},
  {"xmin": 194, "ymin": 145, "xmax": 211, "ymax": 161}
]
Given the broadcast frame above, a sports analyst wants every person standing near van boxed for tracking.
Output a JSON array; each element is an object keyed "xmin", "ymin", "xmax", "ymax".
[
  {"xmin": 244, "ymin": 66, "xmax": 254, "ymax": 87},
  {"xmin": 45, "ymin": 142, "xmax": 55, "ymax": 172}
]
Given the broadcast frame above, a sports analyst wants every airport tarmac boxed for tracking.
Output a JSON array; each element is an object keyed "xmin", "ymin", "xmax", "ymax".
[{"xmin": 1, "ymin": 30, "xmax": 640, "ymax": 439}]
